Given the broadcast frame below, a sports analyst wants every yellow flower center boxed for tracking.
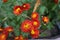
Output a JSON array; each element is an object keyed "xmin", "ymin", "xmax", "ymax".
[
  {"xmin": 19, "ymin": 36, "xmax": 24, "ymax": 40},
  {"xmin": 8, "ymin": 29, "xmax": 13, "ymax": 32},
  {"xmin": 16, "ymin": 8, "xmax": 20, "ymax": 12},
  {"xmin": 15, "ymin": 37, "xmax": 19, "ymax": 39},
  {"xmin": 32, "ymin": 14, "xmax": 37, "ymax": 18},
  {"xmin": 1, "ymin": 34, "xmax": 5, "ymax": 39},
  {"xmin": 0, "ymin": 28, "xmax": 3, "ymax": 31},
  {"xmin": 31, "ymin": 30, "xmax": 35, "ymax": 34},
  {"xmin": 20, "ymin": 37, "xmax": 23, "ymax": 40},
  {"xmin": 44, "ymin": 17, "xmax": 48, "ymax": 23},
  {"xmin": 24, "ymin": 24, "xmax": 29, "ymax": 29},
  {"xmin": 23, "ymin": 5, "xmax": 26, "ymax": 8},
  {"xmin": 33, "ymin": 21, "xmax": 37, "ymax": 26}
]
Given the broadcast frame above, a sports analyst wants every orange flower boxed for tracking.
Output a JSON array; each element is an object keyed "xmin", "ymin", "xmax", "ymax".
[
  {"xmin": 4, "ymin": 26, "xmax": 13, "ymax": 33},
  {"xmin": 21, "ymin": 20, "xmax": 33, "ymax": 32},
  {"xmin": 14, "ymin": 35, "xmax": 28, "ymax": 40},
  {"xmin": 54, "ymin": 0, "xmax": 58, "ymax": 4},
  {"xmin": 19, "ymin": 35, "xmax": 24, "ymax": 40},
  {"xmin": 0, "ymin": 33, "xmax": 7, "ymax": 40},
  {"xmin": 31, "ymin": 12, "xmax": 39, "ymax": 20},
  {"xmin": 3, "ymin": 0, "xmax": 8, "ymax": 3},
  {"xmin": 30, "ymin": 29, "xmax": 40, "ymax": 38},
  {"xmin": 0, "ymin": 27, "xmax": 3, "ymax": 32},
  {"xmin": 32, "ymin": 20, "xmax": 40, "ymax": 29},
  {"xmin": 22, "ymin": 3, "xmax": 30, "ymax": 10},
  {"xmin": 14, "ymin": 36, "xmax": 19, "ymax": 40},
  {"xmin": 13, "ymin": 6, "xmax": 23, "ymax": 15},
  {"xmin": 24, "ymin": 38, "xmax": 28, "ymax": 40},
  {"xmin": 2, "ymin": 31, "xmax": 8, "ymax": 37},
  {"xmin": 42, "ymin": 16, "xmax": 49, "ymax": 23}
]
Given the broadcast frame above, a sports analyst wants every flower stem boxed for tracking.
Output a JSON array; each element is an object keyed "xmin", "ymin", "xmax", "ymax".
[
  {"xmin": 22, "ymin": 14, "xmax": 31, "ymax": 19},
  {"xmin": 33, "ymin": 0, "xmax": 41, "ymax": 12}
]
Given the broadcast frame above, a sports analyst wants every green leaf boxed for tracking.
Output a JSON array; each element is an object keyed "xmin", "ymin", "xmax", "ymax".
[
  {"xmin": 21, "ymin": 0, "xmax": 27, "ymax": 3},
  {"xmin": 3, "ymin": 22, "xmax": 9, "ymax": 27},
  {"xmin": 17, "ymin": 16, "xmax": 21, "ymax": 22},
  {"xmin": 20, "ymin": 17, "xmax": 25, "ymax": 23},
  {"xmin": 14, "ymin": 28, "xmax": 20, "ymax": 36},
  {"xmin": 0, "ymin": 0, "xmax": 2, "ymax": 8},
  {"xmin": 47, "ymin": 22, "xmax": 53, "ymax": 30},
  {"xmin": 9, "ymin": 21, "xmax": 16, "ymax": 26},
  {"xmin": 40, "ymin": 33, "xmax": 48, "ymax": 37},
  {"xmin": 58, "ymin": 3, "xmax": 60, "ymax": 9},
  {"xmin": 21, "ymin": 32, "xmax": 29, "ymax": 38},
  {"xmin": 9, "ymin": 33, "xmax": 13, "ymax": 37},
  {"xmin": 39, "ymin": 6, "xmax": 47, "ymax": 15},
  {"xmin": 40, "ymin": 22, "xmax": 47, "ymax": 30},
  {"xmin": 52, "ymin": 4, "xmax": 57, "ymax": 10}
]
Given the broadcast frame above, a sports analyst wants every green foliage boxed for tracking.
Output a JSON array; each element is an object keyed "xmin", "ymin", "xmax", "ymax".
[
  {"xmin": 40, "ymin": 33, "xmax": 48, "ymax": 37},
  {"xmin": 0, "ymin": 0, "xmax": 60, "ymax": 38},
  {"xmin": 21, "ymin": 32, "xmax": 29, "ymax": 38},
  {"xmin": 47, "ymin": 22, "xmax": 54, "ymax": 30},
  {"xmin": 39, "ymin": 5, "xmax": 47, "ymax": 15}
]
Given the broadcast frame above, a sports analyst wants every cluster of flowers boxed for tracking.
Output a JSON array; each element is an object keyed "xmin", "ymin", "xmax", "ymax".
[
  {"xmin": 13, "ymin": 3, "xmax": 30, "ymax": 15},
  {"xmin": 13, "ymin": 3, "xmax": 40, "ymax": 39},
  {"xmin": 0, "ymin": 26, "xmax": 28, "ymax": 40},
  {"xmin": 0, "ymin": 26, "xmax": 13, "ymax": 40},
  {"xmin": 1, "ymin": 0, "xmax": 49, "ymax": 40},
  {"xmin": 21, "ymin": 12, "xmax": 40, "ymax": 38}
]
